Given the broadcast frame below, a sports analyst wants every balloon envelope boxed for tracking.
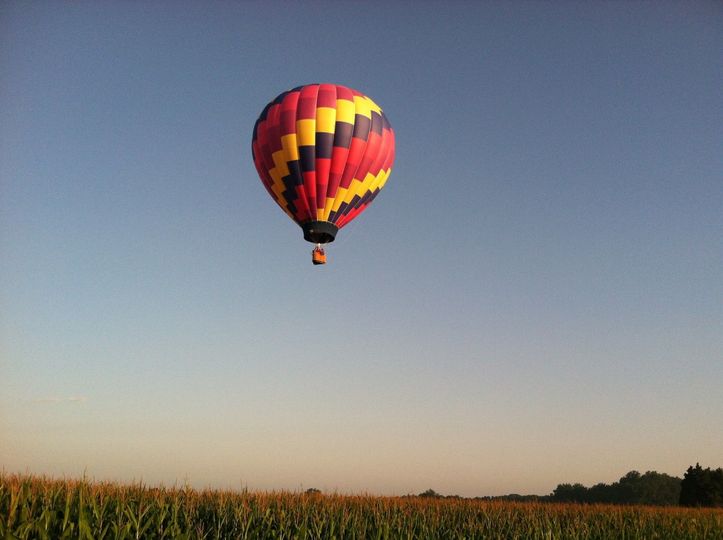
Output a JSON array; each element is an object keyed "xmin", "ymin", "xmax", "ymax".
[{"xmin": 252, "ymin": 83, "xmax": 395, "ymax": 244}]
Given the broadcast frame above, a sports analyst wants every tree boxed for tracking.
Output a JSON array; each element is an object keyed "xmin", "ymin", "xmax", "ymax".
[
  {"xmin": 680, "ymin": 464, "xmax": 723, "ymax": 507},
  {"xmin": 551, "ymin": 483, "xmax": 589, "ymax": 503},
  {"xmin": 551, "ymin": 471, "xmax": 681, "ymax": 505},
  {"xmin": 615, "ymin": 470, "xmax": 642, "ymax": 503},
  {"xmin": 635, "ymin": 471, "xmax": 681, "ymax": 506}
]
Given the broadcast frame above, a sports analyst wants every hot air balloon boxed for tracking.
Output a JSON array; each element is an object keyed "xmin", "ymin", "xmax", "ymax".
[{"xmin": 251, "ymin": 83, "xmax": 395, "ymax": 265}]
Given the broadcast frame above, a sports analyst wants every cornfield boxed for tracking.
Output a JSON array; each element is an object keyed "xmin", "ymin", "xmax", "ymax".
[{"xmin": 1, "ymin": 473, "xmax": 721, "ymax": 539}]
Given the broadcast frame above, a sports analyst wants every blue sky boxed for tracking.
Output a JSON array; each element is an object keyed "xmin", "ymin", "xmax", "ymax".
[{"xmin": 1, "ymin": 1, "xmax": 721, "ymax": 496}]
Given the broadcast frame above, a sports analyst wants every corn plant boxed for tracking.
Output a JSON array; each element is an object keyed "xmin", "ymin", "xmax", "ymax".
[{"xmin": 1, "ymin": 473, "xmax": 721, "ymax": 539}]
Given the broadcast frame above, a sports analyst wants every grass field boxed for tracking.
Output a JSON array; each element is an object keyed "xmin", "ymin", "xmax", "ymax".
[{"xmin": 2, "ymin": 473, "xmax": 722, "ymax": 539}]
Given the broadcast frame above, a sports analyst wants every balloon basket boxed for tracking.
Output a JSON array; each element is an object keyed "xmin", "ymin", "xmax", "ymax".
[{"xmin": 311, "ymin": 245, "xmax": 327, "ymax": 265}]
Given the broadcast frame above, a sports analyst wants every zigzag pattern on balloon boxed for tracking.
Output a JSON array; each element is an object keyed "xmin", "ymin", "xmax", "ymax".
[{"xmin": 252, "ymin": 84, "xmax": 395, "ymax": 234}]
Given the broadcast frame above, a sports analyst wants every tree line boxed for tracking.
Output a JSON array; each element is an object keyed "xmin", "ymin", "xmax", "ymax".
[
  {"xmin": 550, "ymin": 470, "xmax": 680, "ymax": 505},
  {"xmin": 550, "ymin": 464, "xmax": 722, "ymax": 507},
  {"xmin": 416, "ymin": 464, "xmax": 723, "ymax": 507}
]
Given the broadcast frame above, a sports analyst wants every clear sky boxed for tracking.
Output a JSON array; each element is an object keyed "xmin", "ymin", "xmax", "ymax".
[{"xmin": 1, "ymin": 1, "xmax": 721, "ymax": 497}]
